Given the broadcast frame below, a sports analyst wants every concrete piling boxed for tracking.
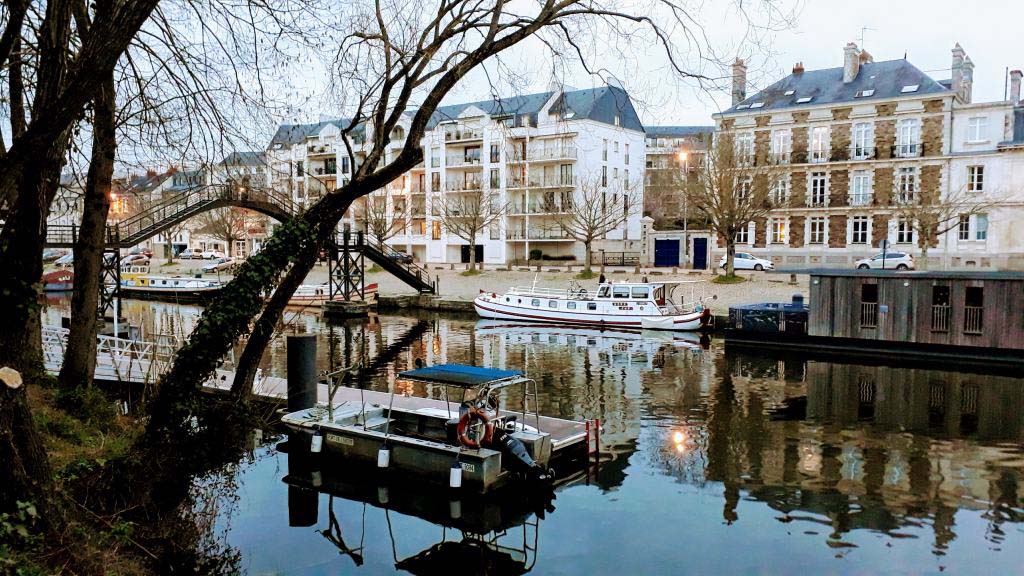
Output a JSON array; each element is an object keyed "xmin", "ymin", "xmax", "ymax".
[{"xmin": 287, "ymin": 334, "xmax": 318, "ymax": 413}]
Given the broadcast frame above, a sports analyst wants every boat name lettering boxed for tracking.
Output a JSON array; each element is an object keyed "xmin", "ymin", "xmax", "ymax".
[
  {"xmin": 460, "ymin": 463, "xmax": 476, "ymax": 473},
  {"xmin": 326, "ymin": 433, "xmax": 353, "ymax": 446}
]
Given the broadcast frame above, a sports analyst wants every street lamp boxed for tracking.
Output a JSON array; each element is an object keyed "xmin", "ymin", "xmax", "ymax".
[{"xmin": 678, "ymin": 150, "xmax": 689, "ymax": 267}]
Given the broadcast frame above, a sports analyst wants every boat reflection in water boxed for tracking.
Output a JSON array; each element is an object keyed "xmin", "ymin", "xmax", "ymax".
[{"xmin": 281, "ymin": 431, "xmax": 574, "ymax": 575}]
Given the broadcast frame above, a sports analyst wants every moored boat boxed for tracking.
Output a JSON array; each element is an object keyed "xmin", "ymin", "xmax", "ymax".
[
  {"xmin": 42, "ymin": 270, "xmax": 74, "ymax": 291},
  {"xmin": 287, "ymin": 282, "xmax": 379, "ymax": 307},
  {"xmin": 474, "ymin": 280, "xmax": 714, "ymax": 331},
  {"xmin": 116, "ymin": 261, "xmax": 222, "ymax": 302}
]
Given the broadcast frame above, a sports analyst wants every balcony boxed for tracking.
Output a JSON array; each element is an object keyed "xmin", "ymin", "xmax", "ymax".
[
  {"xmin": 411, "ymin": 183, "xmax": 425, "ymax": 194},
  {"xmin": 810, "ymin": 149, "xmax": 830, "ymax": 164},
  {"xmin": 444, "ymin": 129, "xmax": 483, "ymax": 142},
  {"xmin": 507, "ymin": 229, "xmax": 572, "ymax": 240},
  {"xmin": 509, "ymin": 147, "xmax": 578, "ymax": 163},
  {"xmin": 307, "ymin": 144, "xmax": 333, "ymax": 157},
  {"xmin": 807, "ymin": 195, "xmax": 828, "ymax": 208},
  {"xmin": 409, "ymin": 205, "xmax": 426, "ymax": 217},
  {"xmin": 849, "ymin": 146, "xmax": 876, "ymax": 161},
  {"xmin": 848, "ymin": 193, "xmax": 873, "ymax": 207},
  {"xmin": 445, "ymin": 155, "xmax": 483, "ymax": 168},
  {"xmin": 509, "ymin": 202, "xmax": 573, "ymax": 215},
  {"xmin": 768, "ymin": 152, "xmax": 790, "ymax": 165},
  {"xmin": 892, "ymin": 143, "xmax": 923, "ymax": 158},
  {"xmin": 313, "ymin": 167, "xmax": 336, "ymax": 176},
  {"xmin": 444, "ymin": 180, "xmax": 483, "ymax": 192}
]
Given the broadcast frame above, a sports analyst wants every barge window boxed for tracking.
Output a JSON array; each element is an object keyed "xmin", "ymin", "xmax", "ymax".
[
  {"xmin": 567, "ymin": 302, "xmax": 576, "ymax": 310},
  {"xmin": 598, "ymin": 286, "xmax": 610, "ymax": 298},
  {"xmin": 931, "ymin": 285, "xmax": 951, "ymax": 332},
  {"xmin": 531, "ymin": 299, "xmax": 540, "ymax": 307},
  {"xmin": 631, "ymin": 287, "xmax": 650, "ymax": 299},
  {"xmin": 964, "ymin": 286, "xmax": 983, "ymax": 334},
  {"xmin": 860, "ymin": 283, "xmax": 878, "ymax": 328},
  {"xmin": 612, "ymin": 286, "xmax": 630, "ymax": 298},
  {"xmin": 549, "ymin": 300, "xmax": 557, "ymax": 309},
  {"xmin": 587, "ymin": 302, "xmax": 597, "ymax": 311}
]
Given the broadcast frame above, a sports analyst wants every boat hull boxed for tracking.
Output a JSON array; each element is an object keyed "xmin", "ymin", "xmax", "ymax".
[
  {"xmin": 287, "ymin": 282, "xmax": 379, "ymax": 307},
  {"xmin": 474, "ymin": 295, "xmax": 710, "ymax": 330}
]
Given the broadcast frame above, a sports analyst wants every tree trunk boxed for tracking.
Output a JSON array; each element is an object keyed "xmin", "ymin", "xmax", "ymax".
[
  {"xmin": 583, "ymin": 241, "xmax": 592, "ymax": 275},
  {"xmin": 469, "ymin": 239, "xmax": 477, "ymax": 270},
  {"xmin": 918, "ymin": 243, "xmax": 930, "ymax": 271},
  {"xmin": 0, "ymin": 385, "xmax": 56, "ymax": 517},
  {"xmin": 725, "ymin": 237, "xmax": 736, "ymax": 277},
  {"xmin": 58, "ymin": 74, "xmax": 116, "ymax": 392}
]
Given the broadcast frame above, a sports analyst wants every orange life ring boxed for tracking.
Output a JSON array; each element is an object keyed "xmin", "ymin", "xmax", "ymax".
[{"xmin": 457, "ymin": 407, "xmax": 493, "ymax": 449}]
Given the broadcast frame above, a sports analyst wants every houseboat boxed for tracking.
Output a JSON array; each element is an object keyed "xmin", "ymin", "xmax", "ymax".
[
  {"xmin": 42, "ymin": 270, "xmax": 74, "ymax": 291},
  {"xmin": 287, "ymin": 282, "xmax": 379, "ymax": 307},
  {"xmin": 118, "ymin": 261, "xmax": 222, "ymax": 302},
  {"xmin": 474, "ymin": 280, "xmax": 713, "ymax": 331}
]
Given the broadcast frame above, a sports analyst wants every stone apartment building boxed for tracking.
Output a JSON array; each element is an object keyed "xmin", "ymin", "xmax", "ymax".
[
  {"xmin": 266, "ymin": 84, "xmax": 646, "ymax": 266},
  {"xmin": 643, "ymin": 125, "xmax": 714, "ymax": 228},
  {"xmin": 713, "ymin": 43, "xmax": 1024, "ymax": 270}
]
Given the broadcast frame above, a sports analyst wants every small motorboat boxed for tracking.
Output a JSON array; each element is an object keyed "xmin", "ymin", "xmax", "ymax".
[
  {"xmin": 287, "ymin": 282, "xmax": 379, "ymax": 307},
  {"xmin": 281, "ymin": 363, "xmax": 595, "ymax": 493},
  {"xmin": 42, "ymin": 270, "xmax": 74, "ymax": 291},
  {"xmin": 474, "ymin": 279, "xmax": 714, "ymax": 331}
]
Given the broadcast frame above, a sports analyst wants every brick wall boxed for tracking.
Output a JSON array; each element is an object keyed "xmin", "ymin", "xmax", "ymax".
[
  {"xmin": 923, "ymin": 99, "xmax": 943, "ymax": 114},
  {"xmin": 922, "ymin": 115, "xmax": 944, "ymax": 157},
  {"xmin": 872, "ymin": 215, "xmax": 889, "ymax": 247},
  {"xmin": 875, "ymin": 119, "xmax": 895, "ymax": 160},
  {"xmin": 791, "ymin": 127, "xmax": 808, "ymax": 164},
  {"xmin": 790, "ymin": 170, "xmax": 806, "ymax": 207},
  {"xmin": 828, "ymin": 215, "xmax": 847, "ymax": 248},
  {"xmin": 874, "ymin": 167, "xmax": 893, "ymax": 205},
  {"xmin": 755, "ymin": 130, "xmax": 769, "ymax": 166},
  {"xmin": 755, "ymin": 115, "xmax": 771, "ymax": 128},
  {"xmin": 789, "ymin": 215, "xmax": 805, "ymax": 248},
  {"xmin": 830, "ymin": 169, "xmax": 848, "ymax": 207},
  {"xmin": 753, "ymin": 217, "xmax": 766, "ymax": 247},
  {"xmin": 831, "ymin": 123, "xmax": 851, "ymax": 161},
  {"xmin": 920, "ymin": 164, "xmax": 941, "ymax": 204}
]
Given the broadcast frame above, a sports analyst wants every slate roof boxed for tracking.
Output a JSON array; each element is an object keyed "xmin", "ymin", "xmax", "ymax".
[
  {"xmin": 721, "ymin": 59, "xmax": 951, "ymax": 115},
  {"xmin": 644, "ymin": 125, "xmax": 715, "ymax": 138},
  {"xmin": 268, "ymin": 119, "xmax": 364, "ymax": 148},
  {"xmin": 220, "ymin": 151, "xmax": 266, "ymax": 166}
]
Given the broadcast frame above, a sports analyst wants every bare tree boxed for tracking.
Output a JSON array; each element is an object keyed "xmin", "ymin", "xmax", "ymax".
[
  {"xmin": 433, "ymin": 188, "xmax": 506, "ymax": 271},
  {"xmin": 555, "ymin": 177, "xmax": 638, "ymax": 275},
  {"xmin": 684, "ymin": 135, "xmax": 782, "ymax": 277},
  {"xmin": 196, "ymin": 207, "xmax": 252, "ymax": 257},
  {"xmin": 891, "ymin": 184, "xmax": 1002, "ymax": 271},
  {"xmin": 356, "ymin": 189, "xmax": 409, "ymax": 242}
]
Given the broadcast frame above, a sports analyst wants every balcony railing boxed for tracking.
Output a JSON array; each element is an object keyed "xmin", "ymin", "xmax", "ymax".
[
  {"xmin": 507, "ymin": 229, "xmax": 572, "ymax": 240},
  {"xmin": 768, "ymin": 152, "xmax": 790, "ymax": 165},
  {"xmin": 963, "ymin": 306, "xmax": 983, "ymax": 334},
  {"xmin": 444, "ymin": 180, "xmax": 482, "ymax": 192},
  {"xmin": 307, "ymin": 144, "xmax": 332, "ymax": 155},
  {"xmin": 313, "ymin": 167, "xmax": 336, "ymax": 176},
  {"xmin": 808, "ymin": 195, "xmax": 828, "ymax": 208},
  {"xmin": 931, "ymin": 304, "xmax": 951, "ymax": 332},
  {"xmin": 893, "ymin": 143, "xmax": 923, "ymax": 158},
  {"xmin": 860, "ymin": 302, "xmax": 878, "ymax": 328},
  {"xmin": 445, "ymin": 155, "xmax": 483, "ymax": 168},
  {"xmin": 411, "ymin": 184, "xmax": 425, "ymax": 194},
  {"xmin": 850, "ymin": 146, "xmax": 876, "ymax": 161},
  {"xmin": 509, "ymin": 202, "xmax": 573, "ymax": 215},
  {"xmin": 444, "ymin": 129, "xmax": 483, "ymax": 142},
  {"xmin": 810, "ymin": 149, "xmax": 830, "ymax": 164},
  {"xmin": 848, "ymin": 193, "xmax": 872, "ymax": 207}
]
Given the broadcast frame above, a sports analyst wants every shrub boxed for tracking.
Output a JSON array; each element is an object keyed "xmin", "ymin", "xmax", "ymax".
[
  {"xmin": 529, "ymin": 249, "xmax": 542, "ymax": 261},
  {"xmin": 55, "ymin": 387, "xmax": 117, "ymax": 432}
]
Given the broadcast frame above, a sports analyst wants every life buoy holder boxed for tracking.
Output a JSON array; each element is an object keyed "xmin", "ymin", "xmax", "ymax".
[{"xmin": 457, "ymin": 407, "xmax": 493, "ymax": 449}]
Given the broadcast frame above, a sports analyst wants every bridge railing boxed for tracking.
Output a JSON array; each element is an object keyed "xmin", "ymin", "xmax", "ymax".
[{"xmin": 336, "ymin": 230, "xmax": 435, "ymax": 291}]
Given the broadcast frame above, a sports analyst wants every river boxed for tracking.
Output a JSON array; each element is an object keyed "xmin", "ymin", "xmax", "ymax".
[{"xmin": 42, "ymin": 296, "xmax": 1024, "ymax": 574}]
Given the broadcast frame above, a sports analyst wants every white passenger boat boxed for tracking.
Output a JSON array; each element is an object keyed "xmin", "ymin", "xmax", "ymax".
[
  {"xmin": 118, "ymin": 262, "xmax": 222, "ymax": 301},
  {"xmin": 287, "ymin": 282, "xmax": 379, "ymax": 307},
  {"xmin": 474, "ymin": 280, "xmax": 713, "ymax": 331}
]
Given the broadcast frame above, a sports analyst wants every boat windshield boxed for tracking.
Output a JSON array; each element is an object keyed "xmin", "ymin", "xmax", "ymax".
[
  {"xmin": 597, "ymin": 285, "xmax": 610, "ymax": 298},
  {"xmin": 653, "ymin": 285, "xmax": 666, "ymax": 305}
]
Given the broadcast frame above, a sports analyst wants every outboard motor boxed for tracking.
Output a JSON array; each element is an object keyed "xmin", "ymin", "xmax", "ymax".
[{"xmin": 490, "ymin": 426, "xmax": 554, "ymax": 483}]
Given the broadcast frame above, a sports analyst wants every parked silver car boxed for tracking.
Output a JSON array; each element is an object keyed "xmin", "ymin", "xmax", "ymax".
[
  {"xmin": 719, "ymin": 252, "xmax": 775, "ymax": 271},
  {"xmin": 855, "ymin": 252, "xmax": 915, "ymax": 270}
]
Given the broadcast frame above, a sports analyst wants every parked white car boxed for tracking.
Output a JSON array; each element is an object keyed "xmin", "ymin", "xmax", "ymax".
[
  {"xmin": 719, "ymin": 252, "xmax": 775, "ymax": 271},
  {"xmin": 201, "ymin": 250, "xmax": 226, "ymax": 260},
  {"xmin": 202, "ymin": 257, "xmax": 236, "ymax": 273},
  {"xmin": 855, "ymin": 252, "xmax": 915, "ymax": 270}
]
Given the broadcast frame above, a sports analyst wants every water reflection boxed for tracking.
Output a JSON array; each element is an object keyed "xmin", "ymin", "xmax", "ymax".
[{"xmin": 42, "ymin": 297, "xmax": 1023, "ymax": 571}]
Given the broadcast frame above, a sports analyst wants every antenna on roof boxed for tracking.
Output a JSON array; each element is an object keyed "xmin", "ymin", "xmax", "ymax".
[
  {"xmin": 858, "ymin": 25, "xmax": 875, "ymax": 50},
  {"xmin": 903, "ymin": 51, "xmax": 907, "ymax": 60}
]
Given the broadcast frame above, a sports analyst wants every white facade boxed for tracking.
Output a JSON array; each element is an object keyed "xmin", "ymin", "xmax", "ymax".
[{"xmin": 267, "ymin": 87, "xmax": 646, "ymax": 266}]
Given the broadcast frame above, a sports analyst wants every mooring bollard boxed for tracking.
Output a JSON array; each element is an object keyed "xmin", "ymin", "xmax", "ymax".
[{"xmin": 287, "ymin": 334, "xmax": 318, "ymax": 413}]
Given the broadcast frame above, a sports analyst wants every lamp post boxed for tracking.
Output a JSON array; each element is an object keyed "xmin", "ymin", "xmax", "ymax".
[{"xmin": 678, "ymin": 150, "xmax": 689, "ymax": 267}]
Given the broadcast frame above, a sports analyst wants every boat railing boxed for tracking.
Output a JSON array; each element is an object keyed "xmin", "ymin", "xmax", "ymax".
[{"xmin": 507, "ymin": 285, "xmax": 591, "ymax": 299}]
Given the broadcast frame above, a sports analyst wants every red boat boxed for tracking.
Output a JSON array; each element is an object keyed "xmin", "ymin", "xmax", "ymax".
[{"xmin": 42, "ymin": 270, "xmax": 74, "ymax": 292}]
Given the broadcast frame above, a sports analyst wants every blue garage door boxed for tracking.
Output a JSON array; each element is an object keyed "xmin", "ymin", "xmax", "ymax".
[
  {"xmin": 692, "ymin": 238, "xmax": 708, "ymax": 269},
  {"xmin": 654, "ymin": 239, "xmax": 680, "ymax": 267}
]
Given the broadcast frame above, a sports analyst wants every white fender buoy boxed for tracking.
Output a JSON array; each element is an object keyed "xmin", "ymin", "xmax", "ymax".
[
  {"xmin": 449, "ymin": 499, "xmax": 462, "ymax": 519},
  {"xmin": 449, "ymin": 461, "xmax": 463, "ymax": 489},
  {"xmin": 377, "ymin": 446, "xmax": 391, "ymax": 468},
  {"xmin": 310, "ymin": 433, "xmax": 323, "ymax": 453}
]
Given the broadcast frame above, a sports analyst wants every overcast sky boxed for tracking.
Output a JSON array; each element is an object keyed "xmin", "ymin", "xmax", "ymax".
[{"xmin": 441, "ymin": 0, "xmax": 1022, "ymax": 129}]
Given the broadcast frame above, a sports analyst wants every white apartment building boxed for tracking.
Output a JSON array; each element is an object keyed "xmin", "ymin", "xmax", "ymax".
[{"xmin": 266, "ymin": 85, "xmax": 646, "ymax": 266}]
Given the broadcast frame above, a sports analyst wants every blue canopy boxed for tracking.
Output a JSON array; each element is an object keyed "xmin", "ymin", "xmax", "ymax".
[{"xmin": 397, "ymin": 364, "xmax": 524, "ymax": 388}]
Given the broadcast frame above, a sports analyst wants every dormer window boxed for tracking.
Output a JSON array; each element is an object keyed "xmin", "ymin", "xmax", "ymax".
[
  {"xmin": 796, "ymin": 96, "xmax": 813, "ymax": 104},
  {"xmin": 855, "ymin": 89, "xmax": 875, "ymax": 98},
  {"xmin": 749, "ymin": 102, "xmax": 764, "ymax": 109},
  {"xmin": 784, "ymin": 90, "xmax": 795, "ymax": 96},
  {"xmin": 900, "ymin": 84, "xmax": 919, "ymax": 93},
  {"xmin": 736, "ymin": 104, "xmax": 750, "ymax": 110}
]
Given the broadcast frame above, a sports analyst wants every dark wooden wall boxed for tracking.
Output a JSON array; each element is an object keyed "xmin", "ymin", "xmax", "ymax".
[{"xmin": 808, "ymin": 275, "xmax": 1024, "ymax": 350}]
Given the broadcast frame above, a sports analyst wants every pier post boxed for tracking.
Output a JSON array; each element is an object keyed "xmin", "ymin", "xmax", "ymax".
[{"xmin": 287, "ymin": 334, "xmax": 318, "ymax": 412}]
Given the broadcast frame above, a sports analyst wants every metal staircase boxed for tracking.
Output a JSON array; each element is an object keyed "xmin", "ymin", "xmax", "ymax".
[{"xmin": 330, "ymin": 231, "xmax": 436, "ymax": 296}]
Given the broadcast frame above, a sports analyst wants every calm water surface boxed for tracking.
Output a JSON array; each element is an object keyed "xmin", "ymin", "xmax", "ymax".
[{"xmin": 44, "ymin": 297, "xmax": 1024, "ymax": 574}]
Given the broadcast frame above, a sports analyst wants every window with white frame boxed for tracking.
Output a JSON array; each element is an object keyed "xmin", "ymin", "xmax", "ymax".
[
  {"xmin": 736, "ymin": 132, "xmax": 754, "ymax": 165},
  {"xmin": 896, "ymin": 218, "xmax": 914, "ymax": 244},
  {"xmin": 770, "ymin": 175, "xmax": 789, "ymax": 205},
  {"xmin": 811, "ymin": 126, "xmax": 830, "ymax": 162},
  {"xmin": 852, "ymin": 122, "xmax": 874, "ymax": 159},
  {"xmin": 808, "ymin": 217, "xmax": 826, "ymax": 244},
  {"xmin": 625, "ymin": 143, "xmax": 630, "ymax": 164},
  {"xmin": 771, "ymin": 130, "xmax": 791, "ymax": 163},
  {"xmin": 896, "ymin": 118, "xmax": 921, "ymax": 157},
  {"xmin": 897, "ymin": 167, "xmax": 917, "ymax": 203},
  {"xmin": 958, "ymin": 214, "xmax": 970, "ymax": 240},
  {"xmin": 967, "ymin": 165, "xmax": 984, "ymax": 193},
  {"xmin": 735, "ymin": 224, "xmax": 750, "ymax": 244},
  {"xmin": 737, "ymin": 176, "xmax": 752, "ymax": 202},
  {"xmin": 770, "ymin": 218, "xmax": 787, "ymax": 244},
  {"xmin": 850, "ymin": 170, "xmax": 872, "ymax": 206},
  {"xmin": 602, "ymin": 139, "xmax": 608, "ymax": 161},
  {"xmin": 975, "ymin": 214, "xmax": 988, "ymax": 240},
  {"xmin": 967, "ymin": 116, "xmax": 988, "ymax": 142},
  {"xmin": 809, "ymin": 172, "xmax": 827, "ymax": 206},
  {"xmin": 851, "ymin": 216, "xmax": 869, "ymax": 244}
]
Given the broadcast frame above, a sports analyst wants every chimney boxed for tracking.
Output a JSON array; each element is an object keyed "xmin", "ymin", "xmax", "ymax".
[
  {"xmin": 1011, "ymin": 70, "xmax": 1022, "ymax": 104},
  {"xmin": 960, "ymin": 56, "xmax": 974, "ymax": 104},
  {"xmin": 792, "ymin": 62, "xmax": 805, "ymax": 75},
  {"xmin": 731, "ymin": 58, "xmax": 747, "ymax": 105},
  {"xmin": 843, "ymin": 42, "xmax": 861, "ymax": 83},
  {"xmin": 951, "ymin": 43, "xmax": 966, "ymax": 102},
  {"xmin": 146, "ymin": 169, "xmax": 157, "ymax": 178}
]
